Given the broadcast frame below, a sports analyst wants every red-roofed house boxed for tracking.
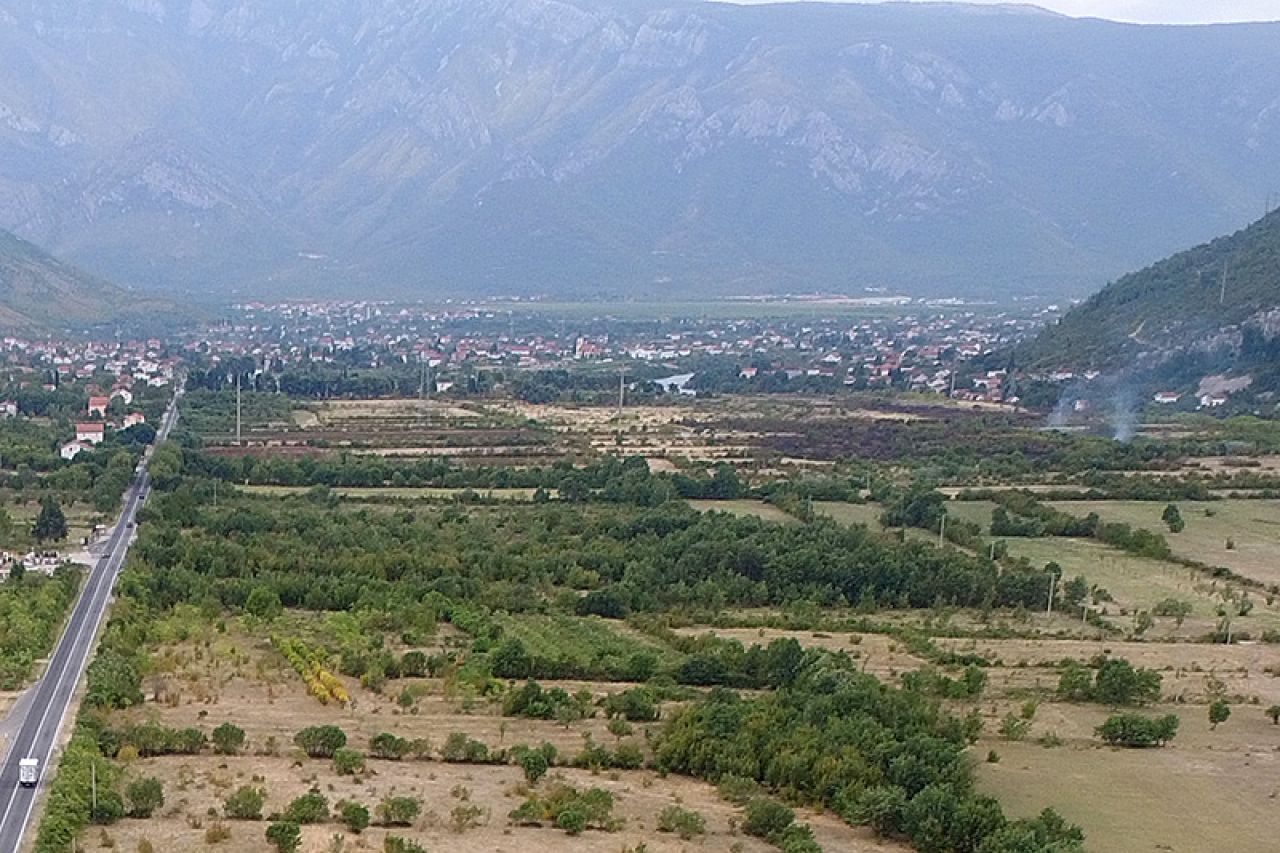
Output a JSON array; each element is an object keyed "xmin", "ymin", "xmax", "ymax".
[
  {"xmin": 87, "ymin": 396, "xmax": 110, "ymax": 417},
  {"xmin": 75, "ymin": 423, "xmax": 105, "ymax": 445}
]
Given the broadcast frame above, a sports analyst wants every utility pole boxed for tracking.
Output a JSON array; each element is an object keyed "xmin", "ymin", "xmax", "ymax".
[
  {"xmin": 617, "ymin": 369, "xmax": 625, "ymax": 418},
  {"xmin": 235, "ymin": 372, "xmax": 242, "ymax": 445},
  {"xmin": 1220, "ymin": 261, "xmax": 1229, "ymax": 306},
  {"xmin": 91, "ymin": 759, "xmax": 97, "ymax": 816},
  {"xmin": 1046, "ymin": 572, "xmax": 1057, "ymax": 619},
  {"xmin": 938, "ymin": 513, "xmax": 947, "ymax": 546}
]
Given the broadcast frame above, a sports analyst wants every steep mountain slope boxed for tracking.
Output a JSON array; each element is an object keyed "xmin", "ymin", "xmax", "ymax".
[
  {"xmin": 0, "ymin": 228, "xmax": 177, "ymax": 331},
  {"xmin": 1021, "ymin": 209, "xmax": 1280, "ymax": 371},
  {"xmin": 0, "ymin": 1, "xmax": 1278, "ymax": 299}
]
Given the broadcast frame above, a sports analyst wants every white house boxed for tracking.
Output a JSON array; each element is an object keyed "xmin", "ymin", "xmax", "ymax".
[
  {"xmin": 122, "ymin": 412, "xmax": 146, "ymax": 428},
  {"xmin": 1153, "ymin": 392, "xmax": 1182, "ymax": 404},
  {"xmin": 60, "ymin": 440, "xmax": 91, "ymax": 460}
]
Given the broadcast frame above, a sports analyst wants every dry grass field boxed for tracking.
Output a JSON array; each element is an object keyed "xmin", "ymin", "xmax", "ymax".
[
  {"xmin": 83, "ymin": 618, "xmax": 908, "ymax": 853},
  {"xmin": 1046, "ymin": 500, "xmax": 1280, "ymax": 586},
  {"xmin": 975, "ymin": 703, "xmax": 1280, "ymax": 853},
  {"xmin": 685, "ymin": 500, "xmax": 799, "ymax": 524}
]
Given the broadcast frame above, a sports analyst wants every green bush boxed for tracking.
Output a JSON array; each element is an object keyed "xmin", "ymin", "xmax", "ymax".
[
  {"xmin": 224, "ymin": 785, "xmax": 266, "ymax": 820},
  {"xmin": 338, "ymin": 800, "xmax": 370, "ymax": 833},
  {"xmin": 742, "ymin": 798, "xmax": 796, "ymax": 840},
  {"xmin": 125, "ymin": 777, "xmax": 164, "ymax": 818},
  {"xmin": 265, "ymin": 821, "xmax": 301, "ymax": 853},
  {"xmin": 1096, "ymin": 713, "xmax": 1179, "ymax": 747},
  {"xmin": 333, "ymin": 747, "xmax": 366, "ymax": 775},
  {"xmin": 657, "ymin": 805, "xmax": 706, "ymax": 839},
  {"xmin": 294, "ymin": 725, "xmax": 347, "ymax": 758},
  {"xmin": 370, "ymin": 732, "xmax": 411, "ymax": 760},
  {"xmin": 283, "ymin": 789, "xmax": 329, "ymax": 824},
  {"xmin": 211, "ymin": 722, "xmax": 247, "ymax": 755},
  {"xmin": 376, "ymin": 796, "xmax": 422, "ymax": 827}
]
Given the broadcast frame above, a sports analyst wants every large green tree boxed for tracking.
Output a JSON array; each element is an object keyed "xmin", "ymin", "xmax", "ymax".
[{"xmin": 32, "ymin": 496, "xmax": 67, "ymax": 542}]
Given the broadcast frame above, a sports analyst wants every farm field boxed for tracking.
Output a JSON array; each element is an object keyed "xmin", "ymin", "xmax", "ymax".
[
  {"xmin": 975, "ymin": 704, "xmax": 1280, "ymax": 853},
  {"xmin": 813, "ymin": 500, "xmax": 883, "ymax": 528},
  {"xmin": 1047, "ymin": 499, "xmax": 1280, "ymax": 586},
  {"xmin": 686, "ymin": 499, "xmax": 798, "ymax": 524},
  {"xmin": 998, "ymin": 537, "xmax": 1280, "ymax": 636}
]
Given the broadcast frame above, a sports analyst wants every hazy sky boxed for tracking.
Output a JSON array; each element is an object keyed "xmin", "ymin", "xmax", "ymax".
[{"xmin": 709, "ymin": 0, "xmax": 1280, "ymax": 25}]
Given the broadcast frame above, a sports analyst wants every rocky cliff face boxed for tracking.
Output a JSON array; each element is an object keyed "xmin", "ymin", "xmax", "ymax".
[{"xmin": 0, "ymin": 0, "xmax": 1277, "ymax": 298}]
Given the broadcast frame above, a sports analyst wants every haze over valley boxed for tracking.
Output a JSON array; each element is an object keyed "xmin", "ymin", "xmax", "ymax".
[{"xmin": 0, "ymin": 0, "xmax": 1277, "ymax": 299}]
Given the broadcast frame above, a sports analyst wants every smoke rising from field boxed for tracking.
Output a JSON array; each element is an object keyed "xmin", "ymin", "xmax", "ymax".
[{"xmin": 1111, "ymin": 386, "xmax": 1137, "ymax": 442}]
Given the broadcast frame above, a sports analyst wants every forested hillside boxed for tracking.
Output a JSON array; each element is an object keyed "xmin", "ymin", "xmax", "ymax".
[{"xmin": 1021, "ymin": 209, "xmax": 1280, "ymax": 371}]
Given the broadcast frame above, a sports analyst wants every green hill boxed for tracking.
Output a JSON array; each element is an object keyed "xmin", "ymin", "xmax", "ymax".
[
  {"xmin": 1022, "ymin": 210, "xmax": 1280, "ymax": 371},
  {"xmin": 0, "ymin": 229, "xmax": 179, "ymax": 333}
]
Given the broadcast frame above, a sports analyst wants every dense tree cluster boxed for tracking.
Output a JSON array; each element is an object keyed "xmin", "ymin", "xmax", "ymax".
[
  {"xmin": 0, "ymin": 566, "xmax": 81, "ymax": 688},
  {"xmin": 655, "ymin": 657, "xmax": 1084, "ymax": 853},
  {"xmin": 128, "ymin": 495, "xmax": 1063, "ymax": 625}
]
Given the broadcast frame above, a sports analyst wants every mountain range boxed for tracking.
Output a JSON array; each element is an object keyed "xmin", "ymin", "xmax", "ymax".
[{"xmin": 0, "ymin": 0, "xmax": 1278, "ymax": 300}]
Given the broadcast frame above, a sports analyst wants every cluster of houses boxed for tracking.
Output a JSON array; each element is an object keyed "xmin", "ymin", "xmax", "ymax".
[
  {"xmin": 60, "ymin": 388, "xmax": 149, "ymax": 461},
  {"xmin": 0, "ymin": 549, "xmax": 71, "ymax": 582},
  {"xmin": 206, "ymin": 300, "xmax": 1042, "ymax": 406}
]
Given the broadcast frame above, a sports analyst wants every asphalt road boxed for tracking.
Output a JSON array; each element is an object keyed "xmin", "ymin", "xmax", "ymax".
[{"xmin": 0, "ymin": 389, "xmax": 181, "ymax": 852}]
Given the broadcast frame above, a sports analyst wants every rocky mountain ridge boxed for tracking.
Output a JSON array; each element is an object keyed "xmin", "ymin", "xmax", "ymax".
[{"xmin": 0, "ymin": 0, "xmax": 1277, "ymax": 298}]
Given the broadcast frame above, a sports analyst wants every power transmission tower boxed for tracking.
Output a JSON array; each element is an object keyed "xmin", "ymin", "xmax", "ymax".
[
  {"xmin": 235, "ymin": 372, "xmax": 242, "ymax": 444},
  {"xmin": 1220, "ymin": 261, "xmax": 1229, "ymax": 306}
]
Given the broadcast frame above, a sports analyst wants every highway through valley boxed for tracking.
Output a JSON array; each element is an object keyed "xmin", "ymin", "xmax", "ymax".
[{"xmin": 0, "ymin": 388, "xmax": 181, "ymax": 851}]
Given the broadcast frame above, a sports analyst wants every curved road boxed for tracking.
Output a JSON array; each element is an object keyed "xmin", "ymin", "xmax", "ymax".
[{"xmin": 0, "ymin": 389, "xmax": 180, "ymax": 851}]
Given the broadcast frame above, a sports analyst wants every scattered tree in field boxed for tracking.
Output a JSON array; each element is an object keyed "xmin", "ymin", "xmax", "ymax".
[
  {"xmin": 337, "ymin": 800, "xmax": 370, "ymax": 834},
  {"xmin": 211, "ymin": 722, "xmax": 246, "ymax": 755},
  {"xmin": 657, "ymin": 805, "xmax": 706, "ymax": 840},
  {"xmin": 998, "ymin": 712, "xmax": 1032, "ymax": 741},
  {"xmin": 606, "ymin": 717, "xmax": 633, "ymax": 743},
  {"xmin": 376, "ymin": 796, "xmax": 422, "ymax": 827},
  {"xmin": 370, "ymin": 732, "xmax": 411, "ymax": 760},
  {"xmin": 333, "ymin": 747, "xmax": 366, "ymax": 775},
  {"xmin": 224, "ymin": 785, "xmax": 266, "ymax": 820},
  {"xmin": 384, "ymin": 837, "xmax": 429, "ymax": 853},
  {"xmin": 509, "ymin": 784, "xmax": 618, "ymax": 835},
  {"xmin": 1096, "ymin": 713, "xmax": 1179, "ymax": 747},
  {"xmin": 1209, "ymin": 700, "xmax": 1231, "ymax": 730},
  {"xmin": 294, "ymin": 725, "xmax": 347, "ymax": 758},
  {"xmin": 125, "ymin": 777, "xmax": 164, "ymax": 818},
  {"xmin": 1162, "ymin": 503, "xmax": 1185, "ymax": 533},
  {"xmin": 1266, "ymin": 705, "xmax": 1280, "ymax": 725},
  {"xmin": 284, "ymin": 789, "xmax": 329, "ymax": 824},
  {"xmin": 1153, "ymin": 598, "xmax": 1193, "ymax": 627},
  {"xmin": 742, "ymin": 798, "xmax": 795, "ymax": 840},
  {"xmin": 1058, "ymin": 657, "xmax": 1161, "ymax": 706},
  {"xmin": 33, "ymin": 496, "xmax": 68, "ymax": 542},
  {"xmin": 265, "ymin": 821, "xmax": 301, "ymax": 853}
]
